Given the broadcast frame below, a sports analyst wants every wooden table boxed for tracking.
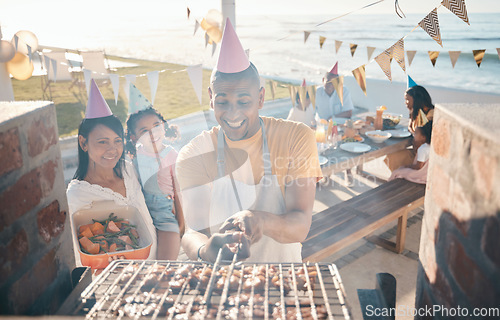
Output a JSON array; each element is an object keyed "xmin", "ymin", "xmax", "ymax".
[{"xmin": 320, "ymin": 114, "xmax": 412, "ymax": 176}]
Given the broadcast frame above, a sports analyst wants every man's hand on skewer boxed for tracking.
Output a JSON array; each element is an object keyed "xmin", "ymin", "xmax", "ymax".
[{"xmin": 219, "ymin": 210, "xmax": 264, "ymax": 245}]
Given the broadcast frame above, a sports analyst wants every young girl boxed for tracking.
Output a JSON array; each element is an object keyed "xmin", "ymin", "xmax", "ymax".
[
  {"xmin": 126, "ymin": 106, "xmax": 185, "ymax": 260},
  {"xmin": 389, "ymin": 121, "xmax": 433, "ymax": 184}
]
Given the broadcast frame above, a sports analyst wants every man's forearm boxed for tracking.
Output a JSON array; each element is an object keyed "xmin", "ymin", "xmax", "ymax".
[
  {"xmin": 255, "ymin": 209, "xmax": 312, "ymax": 243},
  {"xmin": 181, "ymin": 230, "xmax": 208, "ymax": 260}
]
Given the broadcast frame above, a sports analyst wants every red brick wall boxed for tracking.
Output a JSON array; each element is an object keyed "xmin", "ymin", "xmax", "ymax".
[
  {"xmin": 415, "ymin": 104, "xmax": 500, "ymax": 318},
  {"xmin": 0, "ymin": 101, "xmax": 73, "ymax": 315}
]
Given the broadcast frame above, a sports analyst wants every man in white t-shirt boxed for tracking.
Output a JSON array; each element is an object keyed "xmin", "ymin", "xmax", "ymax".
[{"xmin": 315, "ymin": 63, "xmax": 354, "ymax": 120}]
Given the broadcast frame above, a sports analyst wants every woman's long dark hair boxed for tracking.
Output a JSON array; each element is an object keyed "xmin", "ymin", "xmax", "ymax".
[
  {"xmin": 125, "ymin": 107, "xmax": 179, "ymax": 157},
  {"xmin": 73, "ymin": 115, "xmax": 126, "ymax": 180},
  {"xmin": 405, "ymin": 85, "xmax": 434, "ymax": 121}
]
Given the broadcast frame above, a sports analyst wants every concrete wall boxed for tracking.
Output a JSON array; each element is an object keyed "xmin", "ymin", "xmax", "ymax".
[
  {"xmin": 415, "ymin": 103, "xmax": 500, "ymax": 318},
  {"xmin": 0, "ymin": 101, "xmax": 74, "ymax": 315}
]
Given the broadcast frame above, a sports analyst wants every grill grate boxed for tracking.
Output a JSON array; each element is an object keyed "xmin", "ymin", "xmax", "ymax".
[{"xmin": 66, "ymin": 260, "xmax": 351, "ymax": 319}]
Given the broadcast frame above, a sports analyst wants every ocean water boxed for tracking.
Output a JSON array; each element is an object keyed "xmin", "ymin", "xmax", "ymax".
[{"xmin": 5, "ymin": 12, "xmax": 500, "ymax": 93}]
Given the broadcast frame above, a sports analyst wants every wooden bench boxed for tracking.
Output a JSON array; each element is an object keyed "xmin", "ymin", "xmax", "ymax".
[{"xmin": 302, "ymin": 178, "xmax": 426, "ymax": 262}]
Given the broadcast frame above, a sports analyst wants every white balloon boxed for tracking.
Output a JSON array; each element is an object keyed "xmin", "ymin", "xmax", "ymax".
[{"xmin": 12, "ymin": 30, "xmax": 38, "ymax": 55}]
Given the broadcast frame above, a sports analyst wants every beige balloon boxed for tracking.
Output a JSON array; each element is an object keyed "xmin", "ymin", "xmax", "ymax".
[
  {"xmin": 12, "ymin": 30, "xmax": 39, "ymax": 55},
  {"xmin": 0, "ymin": 40, "xmax": 16, "ymax": 62},
  {"xmin": 6, "ymin": 52, "xmax": 34, "ymax": 80}
]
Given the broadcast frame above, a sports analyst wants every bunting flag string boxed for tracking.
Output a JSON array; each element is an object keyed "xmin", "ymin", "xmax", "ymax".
[
  {"xmin": 304, "ymin": 31, "xmax": 311, "ymax": 44},
  {"xmin": 335, "ymin": 40, "xmax": 342, "ymax": 54},
  {"xmin": 449, "ymin": 51, "xmax": 461, "ymax": 68},
  {"xmin": 350, "ymin": 44, "xmax": 358, "ymax": 57},
  {"xmin": 406, "ymin": 50, "xmax": 417, "ymax": 66},
  {"xmin": 319, "ymin": 36, "xmax": 326, "ymax": 49},
  {"xmin": 473, "ymin": 49, "xmax": 486, "ymax": 67},
  {"xmin": 367, "ymin": 46, "xmax": 376, "ymax": 61},
  {"xmin": 441, "ymin": 0, "xmax": 469, "ymax": 25},
  {"xmin": 428, "ymin": 51, "xmax": 440, "ymax": 67},
  {"xmin": 352, "ymin": 65, "xmax": 367, "ymax": 96},
  {"xmin": 419, "ymin": 9, "xmax": 443, "ymax": 47}
]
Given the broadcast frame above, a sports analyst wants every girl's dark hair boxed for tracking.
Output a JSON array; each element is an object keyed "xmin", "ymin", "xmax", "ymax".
[
  {"xmin": 417, "ymin": 120, "xmax": 433, "ymax": 144},
  {"xmin": 73, "ymin": 115, "xmax": 126, "ymax": 180},
  {"xmin": 405, "ymin": 85, "xmax": 434, "ymax": 121},
  {"xmin": 125, "ymin": 107, "xmax": 180, "ymax": 157}
]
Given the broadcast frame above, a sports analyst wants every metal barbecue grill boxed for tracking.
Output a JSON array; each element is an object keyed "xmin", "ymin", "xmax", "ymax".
[{"xmin": 58, "ymin": 260, "xmax": 351, "ymax": 319}]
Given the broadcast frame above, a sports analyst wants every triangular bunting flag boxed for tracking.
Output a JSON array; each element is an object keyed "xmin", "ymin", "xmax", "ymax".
[
  {"xmin": 307, "ymin": 85, "xmax": 316, "ymax": 109},
  {"xmin": 205, "ymin": 32, "xmax": 209, "ymax": 48},
  {"xmin": 297, "ymin": 85, "xmax": 308, "ymax": 110},
  {"xmin": 352, "ymin": 65, "xmax": 367, "ymax": 96},
  {"xmin": 350, "ymin": 44, "xmax": 358, "ymax": 57},
  {"xmin": 212, "ymin": 42, "xmax": 217, "ymax": 56},
  {"xmin": 418, "ymin": 9, "xmax": 443, "ymax": 47},
  {"xmin": 194, "ymin": 20, "xmax": 200, "ymax": 35},
  {"xmin": 109, "ymin": 74, "xmax": 119, "ymax": 105},
  {"xmin": 51, "ymin": 58, "xmax": 57, "ymax": 83},
  {"xmin": 335, "ymin": 40, "xmax": 342, "ymax": 54},
  {"xmin": 367, "ymin": 46, "xmax": 376, "ymax": 61},
  {"xmin": 187, "ymin": 64, "xmax": 203, "ymax": 104},
  {"xmin": 391, "ymin": 38, "xmax": 405, "ymax": 72},
  {"xmin": 407, "ymin": 50, "xmax": 417, "ymax": 66},
  {"xmin": 473, "ymin": 49, "xmax": 486, "ymax": 67},
  {"xmin": 375, "ymin": 50, "xmax": 392, "ymax": 81},
  {"xmin": 187, "ymin": 7, "xmax": 191, "ymax": 19},
  {"xmin": 330, "ymin": 76, "xmax": 344, "ymax": 106},
  {"xmin": 83, "ymin": 69, "xmax": 92, "ymax": 96},
  {"xmin": 288, "ymin": 86, "xmax": 297, "ymax": 108},
  {"xmin": 270, "ymin": 80, "xmax": 277, "ymax": 100},
  {"xmin": 43, "ymin": 55, "xmax": 50, "ymax": 73},
  {"xmin": 448, "ymin": 51, "xmax": 461, "ymax": 68},
  {"xmin": 304, "ymin": 31, "xmax": 311, "ymax": 44},
  {"xmin": 146, "ymin": 70, "xmax": 159, "ymax": 104},
  {"xmin": 428, "ymin": 51, "xmax": 440, "ymax": 67},
  {"xmin": 245, "ymin": 49, "xmax": 250, "ymax": 58},
  {"xmin": 27, "ymin": 44, "xmax": 32, "ymax": 63},
  {"xmin": 319, "ymin": 36, "xmax": 326, "ymax": 49},
  {"xmin": 124, "ymin": 74, "xmax": 136, "ymax": 100},
  {"xmin": 441, "ymin": 0, "xmax": 469, "ymax": 25},
  {"xmin": 13, "ymin": 35, "xmax": 18, "ymax": 51}
]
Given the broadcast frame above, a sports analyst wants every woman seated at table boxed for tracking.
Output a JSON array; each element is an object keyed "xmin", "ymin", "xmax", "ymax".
[
  {"xmin": 66, "ymin": 80, "xmax": 160, "ymax": 267},
  {"xmin": 384, "ymin": 85, "xmax": 434, "ymax": 172}
]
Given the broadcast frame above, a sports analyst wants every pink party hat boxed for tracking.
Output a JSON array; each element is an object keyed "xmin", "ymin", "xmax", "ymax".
[
  {"xmin": 85, "ymin": 79, "xmax": 113, "ymax": 119},
  {"xmin": 216, "ymin": 18, "xmax": 250, "ymax": 73},
  {"xmin": 301, "ymin": 78, "xmax": 306, "ymax": 87},
  {"xmin": 329, "ymin": 62, "xmax": 338, "ymax": 75}
]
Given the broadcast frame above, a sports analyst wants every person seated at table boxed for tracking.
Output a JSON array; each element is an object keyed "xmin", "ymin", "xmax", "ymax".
[
  {"xmin": 384, "ymin": 82, "xmax": 435, "ymax": 172},
  {"xmin": 176, "ymin": 19, "xmax": 323, "ymax": 263},
  {"xmin": 315, "ymin": 62, "xmax": 353, "ymax": 120},
  {"xmin": 389, "ymin": 121, "xmax": 432, "ymax": 184},
  {"xmin": 287, "ymin": 80, "xmax": 316, "ymax": 128}
]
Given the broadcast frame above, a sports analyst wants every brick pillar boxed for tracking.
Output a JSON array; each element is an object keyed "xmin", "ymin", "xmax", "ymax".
[
  {"xmin": 0, "ymin": 101, "xmax": 74, "ymax": 315},
  {"xmin": 416, "ymin": 103, "xmax": 500, "ymax": 319}
]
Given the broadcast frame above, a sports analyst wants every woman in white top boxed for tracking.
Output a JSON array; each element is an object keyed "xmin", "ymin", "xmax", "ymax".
[
  {"xmin": 287, "ymin": 91, "xmax": 316, "ymax": 128},
  {"xmin": 66, "ymin": 115, "xmax": 157, "ymax": 267}
]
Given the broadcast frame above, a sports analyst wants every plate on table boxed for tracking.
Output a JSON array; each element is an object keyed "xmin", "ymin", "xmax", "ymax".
[
  {"xmin": 341, "ymin": 135, "xmax": 364, "ymax": 143},
  {"xmin": 385, "ymin": 129, "xmax": 411, "ymax": 138},
  {"xmin": 340, "ymin": 142, "xmax": 371, "ymax": 153},
  {"xmin": 318, "ymin": 156, "xmax": 328, "ymax": 166}
]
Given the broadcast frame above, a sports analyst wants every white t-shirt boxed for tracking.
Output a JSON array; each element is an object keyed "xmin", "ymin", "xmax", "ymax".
[
  {"xmin": 315, "ymin": 85, "xmax": 354, "ymax": 120},
  {"xmin": 286, "ymin": 104, "xmax": 316, "ymax": 127},
  {"xmin": 416, "ymin": 143, "xmax": 430, "ymax": 163},
  {"xmin": 66, "ymin": 161, "xmax": 157, "ymax": 266}
]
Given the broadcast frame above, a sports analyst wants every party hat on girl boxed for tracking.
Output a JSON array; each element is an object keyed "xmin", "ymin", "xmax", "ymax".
[
  {"xmin": 85, "ymin": 79, "xmax": 113, "ymax": 119},
  {"xmin": 407, "ymin": 75, "xmax": 417, "ymax": 88},
  {"xmin": 216, "ymin": 18, "xmax": 250, "ymax": 73},
  {"xmin": 128, "ymin": 83, "xmax": 153, "ymax": 114}
]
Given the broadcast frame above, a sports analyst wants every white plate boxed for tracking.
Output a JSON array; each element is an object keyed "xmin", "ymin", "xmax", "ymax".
[
  {"xmin": 386, "ymin": 129, "xmax": 411, "ymax": 138},
  {"xmin": 318, "ymin": 156, "xmax": 328, "ymax": 166},
  {"xmin": 340, "ymin": 142, "xmax": 371, "ymax": 153}
]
